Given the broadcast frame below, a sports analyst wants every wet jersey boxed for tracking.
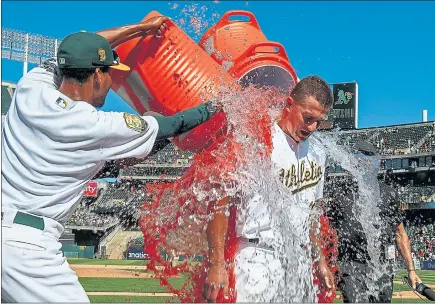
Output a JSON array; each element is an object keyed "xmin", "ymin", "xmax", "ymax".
[
  {"xmin": 236, "ymin": 123, "xmax": 326, "ymax": 246},
  {"xmin": 1, "ymin": 58, "xmax": 159, "ymax": 225}
]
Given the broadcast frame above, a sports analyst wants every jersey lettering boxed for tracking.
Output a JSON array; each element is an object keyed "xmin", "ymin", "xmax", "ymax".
[{"xmin": 279, "ymin": 159, "xmax": 323, "ymax": 194}]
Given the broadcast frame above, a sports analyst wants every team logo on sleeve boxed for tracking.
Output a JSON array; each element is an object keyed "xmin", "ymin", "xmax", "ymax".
[
  {"xmin": 123, "ymin": 113, "xmax": 148, "ymax": 133},
  {"xmin": 55, "ymin": 97, "xmax": 69, "ymax": 109}
]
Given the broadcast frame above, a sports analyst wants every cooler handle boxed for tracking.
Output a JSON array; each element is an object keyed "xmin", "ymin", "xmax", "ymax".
[
  {"xmin": 216, "ymin": 10, "xmax": 261, "ymax": 31},
  {"xmin": 244, "ymin": 42, "xmax": 289, "ymax": 61}
]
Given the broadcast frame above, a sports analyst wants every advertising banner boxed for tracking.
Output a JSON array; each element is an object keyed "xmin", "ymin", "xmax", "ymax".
[
  {"xmin": 421, "ymin": 261, "xmax": 435, "ymax": 270},
  {"xmin": 126, "ymin": 246, "xmax": 150, "ymax": 260},
  {"xmin": 83, "ymin": 181, "xmax": 98, "ymax": 197}
]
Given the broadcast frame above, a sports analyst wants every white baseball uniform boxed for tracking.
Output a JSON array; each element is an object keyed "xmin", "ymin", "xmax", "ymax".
[
  {"xmin": 1, "ymin": 58, "xmax": 159, "ymax": 302},
  {"xmin": 234, "ymin": 123, "xmax": 326, "ymax": 302}
]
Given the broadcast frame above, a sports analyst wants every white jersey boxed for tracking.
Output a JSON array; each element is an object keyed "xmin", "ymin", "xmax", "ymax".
[
  {"xmin": 236, "ymin": 123, "xmax": 326, "ymax": 244},
  {"xmin": 1, "ymin": 58, "xmax": 159, "ymax": 225}
]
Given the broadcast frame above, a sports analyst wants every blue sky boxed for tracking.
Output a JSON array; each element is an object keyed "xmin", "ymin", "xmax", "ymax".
[{"xmin": 2, "ymin": 1, "xmax": 435, "ymax": 127}]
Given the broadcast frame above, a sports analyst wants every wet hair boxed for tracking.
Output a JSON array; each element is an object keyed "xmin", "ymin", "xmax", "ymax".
[
  {"xmin": 290, "ymin": 75, "xmax": 333, "ymax": 108},
  {"xmin": 59, "ymin": 66, "xmax": 109, "ymax": 84}
]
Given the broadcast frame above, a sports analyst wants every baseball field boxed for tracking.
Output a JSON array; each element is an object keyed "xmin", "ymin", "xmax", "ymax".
[{"xmin": 68, "ymin": 258, "xmax": 434, "ymax": 303}]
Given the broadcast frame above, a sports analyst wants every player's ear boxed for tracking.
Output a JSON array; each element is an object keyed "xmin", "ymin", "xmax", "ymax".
[{"xmin": 94, "ymin": 68, "xmax": 104, "ymax": 84}]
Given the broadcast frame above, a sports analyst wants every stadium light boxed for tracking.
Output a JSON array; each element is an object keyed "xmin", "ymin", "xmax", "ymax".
[{"xmin": 1, "ymin": 28, "xmax": 61, "ymax": 76}]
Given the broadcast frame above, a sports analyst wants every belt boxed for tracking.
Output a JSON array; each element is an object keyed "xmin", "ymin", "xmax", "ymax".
[
  {"xmin": 242, "ymin": 237, "xmax": 274, "ymax": 251},
  {"xmin": 12, "ymin": 211, "xmax": 45, "ymax": 230}
]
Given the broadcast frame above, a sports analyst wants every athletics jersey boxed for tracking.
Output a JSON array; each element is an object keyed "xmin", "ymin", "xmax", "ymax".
[
  {"xmin": 1, "ymin": 58, "xmax": 159, "ymax": 225},
  {"xmin": 236, "ymin": 123, "xmax": 326, "ymax": 246}
]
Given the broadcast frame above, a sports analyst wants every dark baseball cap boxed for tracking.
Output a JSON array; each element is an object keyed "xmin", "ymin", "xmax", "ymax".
[{"xmin": 57, "ymin": 32, "xmax": 130, "ymax": 71}]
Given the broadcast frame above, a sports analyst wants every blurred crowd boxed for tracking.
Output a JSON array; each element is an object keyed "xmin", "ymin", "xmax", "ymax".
[
  {"xmin": 406, "ymin": 223, "xmax": 435, "ymax": 261},
  {"xmin": 67, "ymin": 207, "xmax": 119, "ymax": 228}
]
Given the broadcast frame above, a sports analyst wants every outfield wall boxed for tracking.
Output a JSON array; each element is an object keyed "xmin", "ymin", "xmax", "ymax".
[{"xmin": 421, "ymin": 261, "xmax": 435, "ymax": 270}]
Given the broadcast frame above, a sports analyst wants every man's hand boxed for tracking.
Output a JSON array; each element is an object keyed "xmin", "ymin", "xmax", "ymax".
[
  {"xmin": 203, "ymin": 263, "xmax": 229, "ymax": 303},
  {"xmin": 316, "ymin": 260, "xmax": 335, "ymax": 295},
  {"xmin": 141, "ymin": 16, "xmax": 169, "ymax": 38},
  {"xmin": 96, "ymin": 16, "xmax": 169, "ymax": 48},
  {"xmin": 408, "ymin": 270, "xmax": 422, "ymax": 289}
]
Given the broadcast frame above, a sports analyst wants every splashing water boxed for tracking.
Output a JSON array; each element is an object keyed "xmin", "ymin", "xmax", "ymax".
[
  {"xmin": 168, "ymin": 2, "xmax": 223, "ymax": 42},
  {"xmin": 133, "ymin": 89, "xmax": 395, "ymax": 302},
  {"xmin": 311, "ymin": 131, "xmax": 392, "ymax": 300},
  {"xmin": 137, "ymin": 84, "xmax": 332, "ymax": 302}
]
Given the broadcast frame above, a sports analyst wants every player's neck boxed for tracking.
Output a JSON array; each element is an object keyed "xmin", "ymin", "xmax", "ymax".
[
  {"xmin": 277, "ymin": 119, "xmax": 299, "ymax": 144},
  {"xmin": 59, "ymin": 81, "xmax": 94, "ymax": 106}
]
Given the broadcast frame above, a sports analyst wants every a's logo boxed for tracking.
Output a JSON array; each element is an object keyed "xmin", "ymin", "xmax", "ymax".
[
  {"xmin": 98, "ymin": 48, "xmax": 106, "ymax": 62},
  {"xmin": 335, "ymin": 89, "xmax": 354, "ymax": 105},
  {"xmin": 59, "ymin": 58, "xmax": 66, "ymax": 64},
  {"xmin": 55, "ymin": 97, "xmax": 69, "ymax": 109},
  {"xmin": 279, "ymin": 159, "xmax": 323, "ymax": 194},
  {"xmin": 123, "ymin": 113, "xmax": 148, "ymax": 133}
]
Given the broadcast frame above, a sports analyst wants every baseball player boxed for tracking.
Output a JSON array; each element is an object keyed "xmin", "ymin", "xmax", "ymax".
[
  {"xmin": 202, "ymin": 76, "xmax": 335, "ymax": 302},
  {"xmin": 1, "ymin": 17, "xmax": 219, "ymax": 303}
]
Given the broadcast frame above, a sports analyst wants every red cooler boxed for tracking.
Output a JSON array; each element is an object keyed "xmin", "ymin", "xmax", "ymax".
[{"xmin": 110, "ymin": 11, "xmax": 237, "ymax": 153}]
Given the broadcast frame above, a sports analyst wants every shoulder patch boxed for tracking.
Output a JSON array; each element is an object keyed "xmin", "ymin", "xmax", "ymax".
[
  {"xmin": 55, "ymin": 97, "xmax": 69, "ymax": 109},
  {"xmin": 123, "ymin": 113, "xmax": 148, "ymax": 133}
]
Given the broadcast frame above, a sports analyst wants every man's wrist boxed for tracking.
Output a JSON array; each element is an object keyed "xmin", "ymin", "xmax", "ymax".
[
  {"xmin": 138, "ymin": 23, "xmax": 154, "ymax": 35},
  {"xmin": 209, "ymin": 245, "xmax": 225, "ymax": 262}
]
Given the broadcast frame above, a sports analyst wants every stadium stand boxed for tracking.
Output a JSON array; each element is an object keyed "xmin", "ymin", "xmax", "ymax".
[
  {"xmin": 406, "ymin": 223, "xmax": 435, "ymax": 261},
  {"xmin": 399, "ymin": 186, "xmax": 435, "ymax": 204},
  {"xmin": 67, "ymin": 201, "xmax": 119, "ymax": 229},
  {"xmin": 1, "ymin": 81, "xmax": 16, "ymax": 121},
  {"xmin": 142, "ymin": 142, "xmax": 194, "ymax": 165},
  {"xmin": 332, "ymin": 121, "xmax": 435, "ymax": 155}
]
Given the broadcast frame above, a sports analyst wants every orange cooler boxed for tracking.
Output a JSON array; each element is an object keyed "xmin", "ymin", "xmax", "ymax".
[
  {"xmin": 232, "ymin": 41, "xmax": 298, "ymax": 94},
  {"xmin": 199, "ymin": 11, "xmax": 268, "ymax": 67},
  {"xmin": 200, "ymin": 11, "xmax": 298, "ymax": 95},
  {"xmin": 110, "ymin": 11, "xmax": 237, "ymax": 152}
]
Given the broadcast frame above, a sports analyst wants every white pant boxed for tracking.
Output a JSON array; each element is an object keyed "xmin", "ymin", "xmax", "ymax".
[
  {"xmin": 1, "ymin": 209, "xmax": 89, "ymax": 303},
  {"xmin": 234, "ymin": 246, "xmax": 285, "ymax": 302},
  {"xmin": 234, "ymin": 244, "xmax": 316, "ymax": 303}
]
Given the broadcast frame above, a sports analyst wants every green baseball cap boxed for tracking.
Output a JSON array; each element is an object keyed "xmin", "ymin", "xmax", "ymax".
[{"xmin": 57, "ymin": 32, "xmax": 130, "ymax": 71}]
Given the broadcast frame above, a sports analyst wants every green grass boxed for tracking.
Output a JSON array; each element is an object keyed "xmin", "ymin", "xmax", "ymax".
[
  {"xmin": 80, "ymin": 277, "xmax": 188, "ymax": 293},
  {"xmin": 68, "ymin": 259, "xmax": 434, "ymax": 303},
  {"xmin": 88, "ymin": 296, "xmax": 177, "ymax": 303},
  {"xmin": 395, "ymin": 269, "xmax": 435, "ymax": 285},
  {"xmin": 333, "ymin": 270, "xmax": 435, "ymax": 303},
  {"xmin": 68, "ymin": 259, "xmax": 150, "ymax": 266}
]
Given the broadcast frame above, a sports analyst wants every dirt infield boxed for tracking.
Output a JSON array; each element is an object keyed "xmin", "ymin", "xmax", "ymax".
[
  {"xmin": 71, "ymin": 264, "xmax": 180, "ymax": 279},
  {"xmin": 72, "ymin": 266, "xmax": 154, "ymax": 278},
  {"xmin": 87, "ymin": 292, "xmax": 175, "ymax": 297},
  {"xmin": 72, "ymin": 264, "xmax": 149, "ymax": 270},
  {"xmin": 393, "ymin": 291, "xmax": 426, "ymax": 299}
]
